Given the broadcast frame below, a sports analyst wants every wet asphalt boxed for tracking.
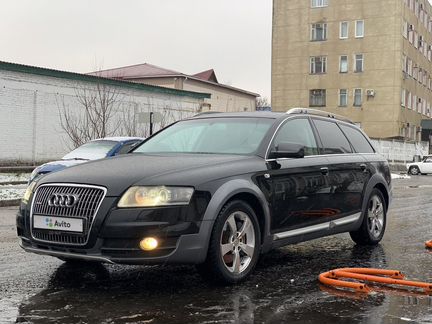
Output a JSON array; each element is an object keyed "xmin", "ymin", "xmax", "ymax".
[{"xmin": 1, "ymin": 176, "xmax": 432, "ymax": 324}]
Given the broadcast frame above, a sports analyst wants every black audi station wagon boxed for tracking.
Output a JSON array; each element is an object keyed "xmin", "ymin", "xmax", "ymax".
[{"xmin": 17, "ymin": 109, "xmax": 391, "ymax": 283}]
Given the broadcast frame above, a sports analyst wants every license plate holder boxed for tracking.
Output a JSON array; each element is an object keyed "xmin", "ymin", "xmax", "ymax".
[{"xmin": 33, "ymin": 215, "xmax": 84, "ymax": 233}]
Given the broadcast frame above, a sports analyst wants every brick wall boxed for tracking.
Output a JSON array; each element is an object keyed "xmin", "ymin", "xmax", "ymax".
[{"xmin": 0, "ymin": 70, "xmax": 203, "ymax": 164}]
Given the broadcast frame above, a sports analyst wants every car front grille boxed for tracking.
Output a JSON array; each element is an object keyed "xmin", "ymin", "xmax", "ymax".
[{"xmin": 31, "ymin": 184, "xmax": 106, "ymax": 245}]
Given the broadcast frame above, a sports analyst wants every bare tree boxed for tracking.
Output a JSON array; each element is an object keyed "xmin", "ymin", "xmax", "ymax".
[
  {"xmin": 57, "ymin": 81, "xmax": 122, "ymax": 148},
  {"xmin": 256, "ymin": 97, "xmax": 270, "ymax": 109}
]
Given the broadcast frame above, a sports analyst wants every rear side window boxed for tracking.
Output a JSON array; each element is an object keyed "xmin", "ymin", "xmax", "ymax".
[
  {"xmin": 313, "ymin": 119, "xmax": 352, "ymax": 154},
  {"xmin": 339, "ymin": 125, "xmax": 375, "ymax": 153},
  {"xmin": 272, "ymin": 118, "xmax": 319, "ymax": 156}
]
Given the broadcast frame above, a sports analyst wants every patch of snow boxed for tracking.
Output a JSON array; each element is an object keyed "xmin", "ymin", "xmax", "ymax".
[
  {"xmin": 391, "ymin": 173, "xmax": 411, "ymax": 179},
  {"xmin": 0, "ymin": 188, "xmax": 26, "ymax": 200}
]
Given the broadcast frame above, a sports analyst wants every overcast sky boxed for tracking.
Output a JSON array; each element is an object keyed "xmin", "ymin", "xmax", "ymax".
[{"xmin": 0, "ymin": 0, "xmax": 272, "ymax": 99}]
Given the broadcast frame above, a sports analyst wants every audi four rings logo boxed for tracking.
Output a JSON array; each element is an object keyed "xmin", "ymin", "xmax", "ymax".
[{"xmin": 48, "ymin": 193, "xmax": 79, "ymax": 207}]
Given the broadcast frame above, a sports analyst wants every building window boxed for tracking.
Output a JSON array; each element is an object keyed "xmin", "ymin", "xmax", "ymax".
[
  {"xmin": 309, "ymin": 89, "xmax": 326, "ymax": 107},
  {"xmin": 355, "ymin": 20, "xmax": 364, "ymax": 38},
  {"xmin": 311, "ymin": 23, "xmax": 327, "ymax": 41},
  {"xmin": 339, "ymin": 55, "xmax": 348, "ymax": 73},
  {"xmin": 311, "ymin": 0, "xmax": 328, "ymax": 8},
  {"xmin": 408, "ymin": 25, "xmax": 414, "ymax": 44},
  {"xmin": 401, "ymin": 89, "xmax": 406, "ymax": 107},
  {"xmin": 340, "ymin": 21, "xmax": 348, "ymax": 39},
  {"xmin": 353, "ymin": 89, "xmax": 362, "ymax": 106},
  {"xmin": 310, "ymin": 56, "xmax": 327, "ymax": 74},
  {"xmin": 408, "ymin": 58, "xmax": 413, "ymax": 76},
  {"xmin": 408, "ymin": 91, "xmax": 412, "ymax": 109},
  {"xmin": 418, "ymin": 35, "xmax": 423, "ymax": 49},
  {"xmin": 354, "ymin": 54, "xmax": 364, "ymax": 72},
  {"xmin": 403, "ymin": 21, "xmax": 408, "ymax": 38},
  {"xmin": 339, "ymin": 89, "xmax": 348, "ymax": 106}
]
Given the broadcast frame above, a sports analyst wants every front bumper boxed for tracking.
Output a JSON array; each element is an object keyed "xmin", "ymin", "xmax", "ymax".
[
  {"xmin": 19, "ymin": 220, "xmax": 213, "ymax": 264},
  {"xmin": 17, "ymin": 190, "xmax": 213, "ymax": 264}
]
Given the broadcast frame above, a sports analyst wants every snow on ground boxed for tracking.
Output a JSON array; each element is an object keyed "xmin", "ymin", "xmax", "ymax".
[
  {"xmin": 391, "ymin": 173, "xmax": 411, "ymax": 179},
  {"xmin": 0, "ymin": 174, "xmax": 29, "ymax": 200},
  {"xmin": 0, "ymin": 173, "xmax": 30, "ymax": 183},
  {"xmin": 0, "ymin": 188, "xmax": 26, "ymax": 200}
]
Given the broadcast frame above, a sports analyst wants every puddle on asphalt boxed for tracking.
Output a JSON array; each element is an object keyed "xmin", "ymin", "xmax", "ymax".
[
  {"xmin": 405, "ymin": 185, "xmax": 432, "ymax": 189},
  {"xmin": 11, "ymin": 241, "xmax": 432, "ymax": 324}
]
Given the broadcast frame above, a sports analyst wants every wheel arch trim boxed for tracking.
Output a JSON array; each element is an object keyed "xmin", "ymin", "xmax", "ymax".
[{"xmin": 198, "ymin": 179, "xmax": 272, "ymax": 260}]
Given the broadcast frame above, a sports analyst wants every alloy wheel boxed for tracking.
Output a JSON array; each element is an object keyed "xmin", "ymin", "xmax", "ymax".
[
  {"xmin": 367, "ymin": 195, "xmax": 385, "ymax": 239},
  {"xmin": 220, "ymin": 211, "xmax": 256, "ymax": 274}
]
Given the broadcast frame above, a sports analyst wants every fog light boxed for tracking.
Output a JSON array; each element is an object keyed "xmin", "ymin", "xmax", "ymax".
[{"xmin": 140, "ymin": 237, "xmax": 158, "ymax": 251}]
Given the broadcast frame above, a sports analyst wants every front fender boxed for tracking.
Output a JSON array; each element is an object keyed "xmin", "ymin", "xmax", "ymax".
[{"xmin": 196, "ymin": 179, "xmax": 272, "ymax": 262}]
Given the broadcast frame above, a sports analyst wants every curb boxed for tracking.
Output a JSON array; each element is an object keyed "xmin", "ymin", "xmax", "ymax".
[
  {"xmin": 0, "ymin": 166, "xmax": 35, "ymax": 173},
  {"xmin": 0, "ymin": 181, "xmax": 27, "ymax": 186},
  {"xmin": 0, "ymin": 199, "xmax": 21, "ymax": 207}
]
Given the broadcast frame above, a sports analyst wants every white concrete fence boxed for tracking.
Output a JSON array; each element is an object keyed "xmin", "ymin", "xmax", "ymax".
[{"xmin": 370, "ymin": 139, "xmax": 429, "ymax": 163}]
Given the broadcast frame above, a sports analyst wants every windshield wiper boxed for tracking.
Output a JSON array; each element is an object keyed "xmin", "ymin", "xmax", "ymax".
[{"xmin": 63, "ymin": 158, "xmax": 90, "ymax": 161}]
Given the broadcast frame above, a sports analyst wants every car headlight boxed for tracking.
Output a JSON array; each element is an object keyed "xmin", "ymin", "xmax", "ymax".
[
  {"xmin": 22, "ymin": 181, "xmax": 37, "ymax": 204},
  {"xmin": 118, "ymin": 186, "xmax": 194, "ymax": 208}
]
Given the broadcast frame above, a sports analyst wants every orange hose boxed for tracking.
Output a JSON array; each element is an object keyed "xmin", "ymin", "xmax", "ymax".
[
  {"xmin": 338, "ymin": 268, "xmax": 404, "ymax": 279},
  {"xmin": 319, "ymin": 271, "xmax": 371, "ymax": 293},
  {"xmin": 318, "ymin": 268, "xmax": 432, "ymax": 294},
  {"xmin": 426, "ymin": 240, "xmax": 432, "ymax": 249},
  {"xmin": 334, "ymin": 270, "xmax": 432, "ymax": 293}
]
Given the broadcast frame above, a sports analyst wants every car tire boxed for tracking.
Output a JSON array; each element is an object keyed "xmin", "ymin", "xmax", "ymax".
[
  {"xmin": 197, "ymin": 200, "xmax": 261, "ymax": 284},
  {"xmin": 409, "ymin": 166, "xmax": 420, "ymax": 175},
  {"xmin": 350, "ymin": 189, "xmax": 387, "ymax": 246}
]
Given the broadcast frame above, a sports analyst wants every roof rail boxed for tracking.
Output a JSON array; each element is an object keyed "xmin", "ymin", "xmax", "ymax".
[
  {"xmin": 286, "ymin": 108, "xmax": 354, "ymax": 124},
  {"xmin": 193, "ymin": 111, "xmax": 222, "ymax": 117}
]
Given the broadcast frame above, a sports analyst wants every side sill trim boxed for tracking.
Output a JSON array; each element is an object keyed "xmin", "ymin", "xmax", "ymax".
[{"xmin": 273, "ymin": 212, "xmax": 361, "ymax": 240}]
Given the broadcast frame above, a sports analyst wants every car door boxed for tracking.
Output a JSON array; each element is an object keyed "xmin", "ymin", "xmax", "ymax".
[
  {"xmin": 264, "ymin": 117, "xmax": 334, "ymax": 234},
  {"xmin": 421, "ymin": 156, "xmax": 432, "ymax": 173},
  {"xmin": 311, "ymin": 118, "xmax": 369, "ymax": 218}
]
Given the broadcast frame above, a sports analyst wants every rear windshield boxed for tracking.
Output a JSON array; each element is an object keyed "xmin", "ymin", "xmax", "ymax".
[
  {"xmin": 133, "ymin": 118, "xmax": 274, "ymax": 155},
  {"xmin": 62, "ymin": 140, "xmax": 117, "ymax": 160}
]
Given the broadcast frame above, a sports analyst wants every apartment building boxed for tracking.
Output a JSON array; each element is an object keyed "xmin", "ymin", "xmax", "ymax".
[{"xmin": 272, "ymin": 0, "xmax": 432, "ymax": 140}]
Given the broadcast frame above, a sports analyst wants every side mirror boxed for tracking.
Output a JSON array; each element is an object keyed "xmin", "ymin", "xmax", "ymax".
[{"xmin": 269, "ymin": 142, "xmax": 305, "ymax": 159}]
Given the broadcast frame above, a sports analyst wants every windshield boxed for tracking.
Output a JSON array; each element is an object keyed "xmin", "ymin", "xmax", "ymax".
[
  {"xmin": 133, "ymin": 118, "xmax": 274, "ymax": 155},
  {"xmin": 62, "ymin": 140, "xmax": 118, "ymax": 160}
]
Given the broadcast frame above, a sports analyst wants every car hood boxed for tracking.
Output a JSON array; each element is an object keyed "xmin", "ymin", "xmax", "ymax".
[{"xmin": 37, "ymin": 153, "xmax": 256, "ymax": 196}]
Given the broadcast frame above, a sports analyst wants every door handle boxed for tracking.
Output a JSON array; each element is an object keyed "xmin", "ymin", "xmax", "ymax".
[
  {"xmin": 360, "ymin": 164, "xmax": 367, "ymax": 172},
  {"xmin": 320, "ymin": 167, "xmax": 329, "ymax": 175}
]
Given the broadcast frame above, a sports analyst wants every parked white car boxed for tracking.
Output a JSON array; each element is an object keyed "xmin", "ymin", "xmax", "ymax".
[{"xmin": 407, "ymin": 155, "xmax": 432, "ymax": 175}]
